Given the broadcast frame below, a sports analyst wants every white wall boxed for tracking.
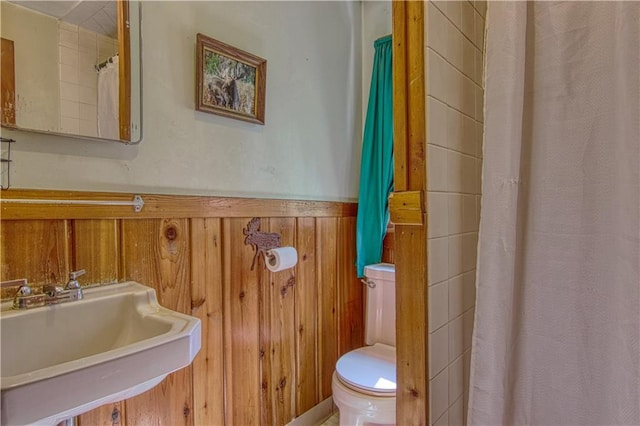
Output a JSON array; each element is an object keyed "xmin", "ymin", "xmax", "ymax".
[
  {"xmin": 1, "ymin": 2, "xmax": 60, "ymax": 132},
  {"xmin": 425, "ymin": 1, "xmax": 486, "ymax": 425},
  {"xmin": 4, "ymin": 1, "xmax": 363, "ymax": 202}
]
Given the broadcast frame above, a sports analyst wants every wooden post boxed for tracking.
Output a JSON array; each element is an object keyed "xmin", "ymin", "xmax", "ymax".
[{"xmin": 392, "ymin": 1, "xmax": 429, "ymax": 424}]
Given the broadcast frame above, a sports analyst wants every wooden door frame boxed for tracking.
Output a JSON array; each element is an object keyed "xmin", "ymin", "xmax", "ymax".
[{"xmin": 391, "ymin": 1, "xmax": 429, "ymax": 424}]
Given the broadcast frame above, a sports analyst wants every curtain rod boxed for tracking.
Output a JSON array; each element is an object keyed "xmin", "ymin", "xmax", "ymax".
[
  {"xmin": 95, "ymin": 54, "xmax": 118, "ymax": 72},
  {"xmin": 0, "ymin": 195, "xmax": 144, "ymax": 212}
]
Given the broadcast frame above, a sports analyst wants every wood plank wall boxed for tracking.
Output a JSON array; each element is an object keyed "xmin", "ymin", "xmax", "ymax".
[
  {"xmin": 0, "ymin": 190, "xmax": 363, "ymax": 426},
  {"xmin": 381, "ymin": 227, "xmax": 395, "ymax": 264}
]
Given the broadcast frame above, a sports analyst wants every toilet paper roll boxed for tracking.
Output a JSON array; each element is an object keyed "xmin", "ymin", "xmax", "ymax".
[{"xmin": 265, "ymin": 246, "xmax": 298, "ymax": 272}]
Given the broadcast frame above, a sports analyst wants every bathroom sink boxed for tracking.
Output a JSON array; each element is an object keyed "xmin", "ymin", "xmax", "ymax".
[{"xmin": 0, "ymin": 282, "xmax": 201, "ymax": 426}]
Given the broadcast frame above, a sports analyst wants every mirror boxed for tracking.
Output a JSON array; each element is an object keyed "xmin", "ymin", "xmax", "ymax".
[{"xmin": 0, "ymin": 0, "xmax": 141, "ymax": 143}]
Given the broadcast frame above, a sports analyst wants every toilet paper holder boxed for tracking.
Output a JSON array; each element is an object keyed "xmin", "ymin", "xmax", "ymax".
[
  {"xmin": 263, "ymin": 250, "xmax": 280, "ymax": 268},
  {"xmin": 243, "ymin": 217, "xmax": 282, "ymax": 270}
]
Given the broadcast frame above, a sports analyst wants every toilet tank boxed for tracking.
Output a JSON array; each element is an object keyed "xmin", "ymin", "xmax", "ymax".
[{"xmin": 363, "ymin": 263, "xmax": 396, "ymax": 346}]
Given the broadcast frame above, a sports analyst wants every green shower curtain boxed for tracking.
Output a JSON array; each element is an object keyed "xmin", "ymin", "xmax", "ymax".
[{"xmin": 356, "ymin": 35, "xmax": 393, "ymax": 278}]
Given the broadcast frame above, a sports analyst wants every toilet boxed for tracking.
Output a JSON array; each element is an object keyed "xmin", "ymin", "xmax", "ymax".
[{"xmin": 332, "ymin": 263, "xmax": 396, "ymax": 426}]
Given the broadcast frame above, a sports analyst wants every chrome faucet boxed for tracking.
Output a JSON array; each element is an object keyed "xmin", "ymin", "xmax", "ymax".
[
  {"xmin": 43, "ymin": 269, "xmax": 86, "ymax": 305},
  {"xmin": 1, "ymin": 269, "xmax": 86, "ymax": 309},
  {"xmin": 0, "ymin": 278, "xmax": 45, "ymax": 309}
]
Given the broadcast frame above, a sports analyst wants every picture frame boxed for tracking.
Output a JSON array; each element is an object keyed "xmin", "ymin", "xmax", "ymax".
[{"xmin": 196, "ymin": 33, "xmax": 266, "ymax": 125}]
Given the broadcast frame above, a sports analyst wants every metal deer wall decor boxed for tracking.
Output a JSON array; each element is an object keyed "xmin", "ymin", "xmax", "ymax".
[{"xmin": 243, "ymin": 217, "xmax": 281, "ymax": 270}]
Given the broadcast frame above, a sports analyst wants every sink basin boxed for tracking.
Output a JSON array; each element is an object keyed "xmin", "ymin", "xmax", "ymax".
[{"xmin": 0, "ymin": 282, "xmax": 201, "ymax": 425}]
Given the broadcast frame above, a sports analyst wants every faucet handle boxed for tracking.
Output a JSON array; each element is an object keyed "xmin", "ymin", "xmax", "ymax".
[
  {"xmin": 2, "ymin": 279, "xmax": 44, "ymax": 309},
  {"xmin": 43, "ymin": 284, "xmax": 66, "ymax": 297},
  {"xmin": 0, "ymin": 278, "xmax": 28, "ymax": 288},
  {"xmin": 70, "ymin": 269, "xmax": 86, "ymax": 280},
  {"xmin": 66, "ymin": 269, "xmax": 86, "ymax": 289},
  {"xmin": 1, "ymin": 278, "xmax": 31, "ymax": 295}
]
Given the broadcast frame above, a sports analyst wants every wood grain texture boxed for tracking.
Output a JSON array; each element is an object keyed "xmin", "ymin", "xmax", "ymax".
[
  {"xmin": 0, "ymin": 192, "xmax": 361, "ymax": 425},
  {"xmin": 190, "ymin": 218, "xmax": 225, "ymax": 426},
  {"xmin": 120, "ymin": 219, "xmax": 193, "ymax": 426},
  {"xmin": 392, "ymin": 1, "xmax": 408, "ymax": 192},
  {"xmin": 316, "ymin": 218, "xmax": 338, "ymax": 400},
  {"xmin": 224, "ymin": 218, "xmax": 261, "ymax": 426},
  {"xmin": 406, "ymin": 0, "xmax": 426, "ymax": 192},
  {"xmin": 260, "ymin": 218, "xmax": 296, "ymax": 426},
  {"xmin": 78, "ymin": 402, "xmax": 124, "ymax": 426},
  {"xmin": 389, "ymin": 190, "xmax": 424, "ymax": 226},
  {"xmin": 1, "ymin": 38, "xmax": 16, "ymax": 125},
  {"xmin": 117, "ymin": 0, "xmax": 131, "ymax": 141},
  {"xmin": 393, "ymin": 1, "xmax": 429, "ymax": 424},
  {"xmin": 72, "ymin": 219, "xmax": 119, "ymax": 285},
  {"xmin": 0, "ymin": 189, "xmax": 357, "ymax": 220},
  {"xmin": 395, "ymin": 224, "xmax": 428, "ymax": 426},
  {"xmin": 389, "ymin": 208, "xmax": 423, "ymax": 226},
  {"xmin": 294, "ymin": 217, "xmax": 318, "ymax": 416},
  {"xmin": 337, "ymin": 217, "xmax": 363, "ymax": 355},
  {"xmin": 0, "ymin": 220, "xmax": 69, "ymax": 288},
  {"xmin": 381, "ymin": 228, "xmax": 395, "ymax": 264}
]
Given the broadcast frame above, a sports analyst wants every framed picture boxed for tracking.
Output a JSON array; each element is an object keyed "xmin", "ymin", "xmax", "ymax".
[{"xmin": 196, "ymin": 33, "xmax": 266, "ymax": 125}]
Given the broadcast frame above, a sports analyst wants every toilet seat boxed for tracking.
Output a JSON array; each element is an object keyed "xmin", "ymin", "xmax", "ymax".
[{"xmin": 335, "ymin": 343, "xmax": 396, "ymax": 397}]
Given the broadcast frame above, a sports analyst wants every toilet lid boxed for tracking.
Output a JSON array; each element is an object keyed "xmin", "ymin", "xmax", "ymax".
[{"xmin": 335, "ymin": 343, "xmax": 396, "ymax": 395}]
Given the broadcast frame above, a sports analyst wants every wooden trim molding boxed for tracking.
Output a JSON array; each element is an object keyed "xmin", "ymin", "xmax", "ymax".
[
  {"xmin": 0, "ymin": 189, "xmax": 358, "ymax": 220},
  {"xmin": 389, "ymin": 190, "xmax": 424, "ymax": 226},
  {"xmin": 393, "ymin": 1, "xmax": 429, "ymax": 425},
  {"xmin": 1, "ymin": 38, "xmax": 16, "ymax": 126},
  {"xmin": 117, "ymin": 0, "xmax": 131, "ymax": 141},
  {"xmin": 392, "ymin": 2, "xmax": 408, "ymax": 192}
]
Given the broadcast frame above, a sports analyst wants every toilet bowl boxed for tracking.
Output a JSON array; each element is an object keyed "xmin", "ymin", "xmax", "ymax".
[
  {"xmin": 332, "ymin": 263, "xmax": 396, "ymax": 426},
  {"xmin": 332, "ymin": 343, "xmax": 396, "ymax": 425}
]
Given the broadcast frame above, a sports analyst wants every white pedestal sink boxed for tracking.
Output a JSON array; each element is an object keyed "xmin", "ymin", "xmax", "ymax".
[{"xmin": 0, "ymin": 282, "xmax": 201, "ymax": 426}]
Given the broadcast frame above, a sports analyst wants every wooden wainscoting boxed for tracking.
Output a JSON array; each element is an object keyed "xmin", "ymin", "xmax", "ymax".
[
  {"xmin": 381, "ymin": 226, "xmax": 395, "ymax": 264},
  {"xmin": 0, "ymin": 189, "xmax": 363, "ymax": 426}
]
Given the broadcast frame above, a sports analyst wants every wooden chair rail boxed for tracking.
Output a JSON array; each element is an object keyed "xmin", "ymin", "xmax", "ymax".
[{"xmin": 0, "ymin": 189, "xmax": 357, "ymax": 220}]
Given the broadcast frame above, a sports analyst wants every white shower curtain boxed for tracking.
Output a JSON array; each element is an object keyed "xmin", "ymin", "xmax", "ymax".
[
  {"xmin": 97, "ymin": 56, "xmax": 119, "ymax": 139},
  {"xmin": 468, "ymin": 2, "xmax": 639, "ymax": 425}
]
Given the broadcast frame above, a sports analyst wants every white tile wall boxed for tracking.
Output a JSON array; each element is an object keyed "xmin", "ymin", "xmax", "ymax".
[
  {"xmin": 449, "ymin": 394, "xmax": 465, "ymax": 426},
  {"xmin": 60, "ymin": 81, "xmax": 79, "ymax": 103},
  {"xmin": 428, "ymin": 192, "xmax": 449, "ymax": 238},
  {"xmin": 58, "ymin": 23, "xmax": 117, "ymax": 137},
  {"xmin": 430, "ymin": 324, "xmax": 449, "ymax": 377},
  {"xmin": 431, "ymin": 368, "xmax": 450, "ymax": 421},
  {"xmin": 61, "ymin": 99, "xmax": 80, "ymax": 119},
  {"xmin": 429, "ymin": 237, "xmax": 449, "ymax": 285},
  {"xmin": 428, "ymin": 145, "xmax": 450, "ymax": 191},
  {"xmin": 429, "ymin": 97, "xmax": 449, "ymax": 148},
  {"xmin": 430, "ymin": 281, "xmax": 449, "ymax": 331},
  {"xmin": 448, "ymin": 354, "xmax": 465, "ymax": 403},
  {"xmin": 448, "ymin": 274, "xmax": 465, "ymax": 320},
  {"xmin": 426, "ymin": 1, "xmax": 485, "ymax": 424},
  {"xmin": 434, "ymin": 410, "xmax": 450, "ymax": 426}
]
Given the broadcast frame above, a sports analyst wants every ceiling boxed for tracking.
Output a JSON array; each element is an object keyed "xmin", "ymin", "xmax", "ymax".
[{"xmin": 9, "ymin": 1, "xmax": 118, "ymax": 38}]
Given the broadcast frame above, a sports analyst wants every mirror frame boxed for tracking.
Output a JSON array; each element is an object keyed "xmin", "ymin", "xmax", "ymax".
[{"xmin": 0, "ymin": 0, "xmax": 142, "ymax": 145}]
